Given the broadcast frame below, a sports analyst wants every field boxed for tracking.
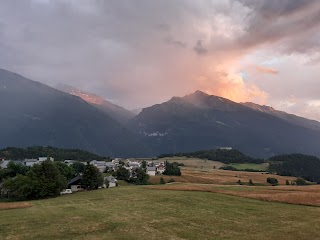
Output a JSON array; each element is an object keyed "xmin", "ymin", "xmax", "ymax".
[
  {"xmin": 149, "ymin": 183, "xmax": 320, "ymax": 207},
  {"xmin": 162, "ymin": 157, "xmax": 224, "ymax": 169},
  {"xmin": 1, "ymin": 186, "xmax": 320, "ymax": 240},
  {"xmin": 226, "ymin": 163, "xmax": 269, "ymax": 171},
  {"xmin": 149, "ymin": 168, "xmax": 297, "ymax": 185}
]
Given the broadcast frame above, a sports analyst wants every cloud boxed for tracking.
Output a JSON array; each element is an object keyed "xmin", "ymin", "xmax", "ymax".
[
  {"xmin": 0, "ymin": 0, "xmax": 319, "ymax": 120},
  {"xmin": 193, "ymin": 40, "xmax": 208, "ymax": 55},
  {"xmin": 254, "ymin": 66, "xmax": 279, "ymax": 75}
]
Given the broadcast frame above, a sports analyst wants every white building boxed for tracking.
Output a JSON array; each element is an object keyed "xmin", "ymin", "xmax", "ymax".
[
  {"xmin": 156, "ymin": 165, "xmax": 165, "ymax": 174},
  {"xmin": 38, "ymin": 157, "xmax": 54, "ymax": 162},
  {"xmin": 219, "ymin": 147, "xmax": 233, "ymax": 150},
  {"xmin": 0, "ymin": 160, "xmax": 11, "ymax": 169},
  {"xmin": 112, "ymin": 158, "xmax": 121, "ymax": 165},
  {"xmin": 90, "ymin": 160, "xmax": 107, "ymax": 172},
  {"xmin": 104, "ymin": 176, "xmax": 118, "ymax": 188},
  {"xmin": 146, "ymin": 167, "xmax": 156, "ymax": 176},
  {"xmin": 64, "ymin": 160, "xmax": 78, "ymax": 166},
  {"xmin": 105, "ymin": 162, "xmax": 116, "ymax": 171}
]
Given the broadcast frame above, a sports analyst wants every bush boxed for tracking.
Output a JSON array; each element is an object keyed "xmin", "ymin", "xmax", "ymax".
[
  {"xmin": 160, "ymin": 177, "xmax": 165, "ymax": 184},
  {"xmin": 249, "ymin": 179, "xmax": 253, "ymax": 185},
  {"xmin": 167, "ymin": 178, "xmax": 176, "ymax": 183},
  {"xmin": 220, "ymin": 166, "xmax": 236, "ymax": 171},
  {"xmin": 286, "ymin": 180, "xmax": 290, "ymax": 185},
  {"xmin": 237, "ymin": 180, "xmax": 242, "ymax": 185},
  {"xmin": 295, "ymin": 178, "xmax": 308, "ymax": 186},
  {"xmin": 267, "ymin": 177, "xmax": 278, "ymax": 186}
]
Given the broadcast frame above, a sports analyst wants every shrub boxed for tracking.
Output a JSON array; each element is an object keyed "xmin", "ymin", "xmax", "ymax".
[
  {"xmin": 267, "ymin": 177, "xmax": 278, "ymax": 186},
  {"xmin": 220, "ymin": 166, "xmax": 236, "ymax": 171},
  {"xmin": 295, "ymin": 178, "xmax": 308, "ymax": 186},
  {"xmin": 167, "ymin": 178, "xmax": 176, "ymax": 183},
  {"xmin": 249, "ymin": 179, "xmax": 253, "ymax": 185},
  {"xmin": 237, "ymin": 180, "xmax": 242, "ymax": 185},
  {"xmin": 160, "ymin": 177, "xmax": 165, "ymax": 184}
]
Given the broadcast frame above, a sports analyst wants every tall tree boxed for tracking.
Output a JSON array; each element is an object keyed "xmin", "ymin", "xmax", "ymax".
[{"xmin": 82, "ymin": 164, "xmax": 103, "ymax": 190}]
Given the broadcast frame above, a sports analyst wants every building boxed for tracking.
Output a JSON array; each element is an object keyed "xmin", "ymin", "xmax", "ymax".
[
  {"xmin": 112, "ymin": 158, "xmax": 121, "ymax": 165},
  {"xmin": 68, "ymin": 175, "xmax": 84, "ymax": 192},
  {"xmin": 146, "ymin": 167, "xmax": 156, "ymax": 176},
  {"xmin": 0, "ymin": 160, "xmax": 11, "ymax": 169},
  {"xmin": 128, "ymin": 161, "xmax": 141, "ymax": 169},
  {"xmin": 156, "ymin": 165, "xmax": 165, "ymax": 174},
  {"xmin": 38, "ymin": 157, "xmax": 54, "ymax": 162},
  {"xmin": 219, "ymin": 147, "xmax": 233, "ymax": 150},
  {"xmin": 104, "ymin": 176, "xmax": 118, "ymax": 188},
  {"xmin": 64, "ymin": 160, "xmax": 78, "ymax": 166},
  {"xmin": 105, "ymin": 162, "xmax": 116, "ymax": 171},
  {"xmin": 24, "ymin": 159, "xmax": 39, "ymax": 167},
  {"xmin": 90, "ymin": 160, "xmax": 107, "ymax": 172}
]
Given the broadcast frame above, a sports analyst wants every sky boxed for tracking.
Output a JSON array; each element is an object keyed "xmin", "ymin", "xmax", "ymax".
[{"xmin": 0, "ymin": 0, "xmax": 320, "ymax": 120}]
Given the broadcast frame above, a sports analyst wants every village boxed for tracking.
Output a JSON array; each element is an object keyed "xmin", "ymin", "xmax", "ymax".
[{"xmin": 0, "ymin": 157, "xmax": 167, "ymax": 194}]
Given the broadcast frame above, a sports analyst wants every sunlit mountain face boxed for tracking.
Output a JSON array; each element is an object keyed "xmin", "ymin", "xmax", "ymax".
[
  {"xmin": 55, "ymin": 84, "xmax": 135, "ymax": 124},
  {"xmin": 57, "ymin": 84, "xmax": 105, "ymax": 105}
]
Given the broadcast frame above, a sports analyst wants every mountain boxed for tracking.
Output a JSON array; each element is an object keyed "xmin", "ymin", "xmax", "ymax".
[
  {"xmin": 0, "ymin": 69, "xmax": 147, "ymax": 157},
  {"xmin": 129, "ymin": 90, "xmax": 320, "ymax": 158},
  {"xmin": 56, "ymin": 84, "xmax": 135, "ymax": 124},
  {"xmin": 131, "ymin": 108, "xmax": 143, "ymax": 115},
  {"xmin": 242, "ymin": 102, "xmax": 320, "ymax": 132}
]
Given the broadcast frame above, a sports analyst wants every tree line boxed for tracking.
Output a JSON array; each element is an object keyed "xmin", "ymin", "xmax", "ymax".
[
  {"xmin": 159, "ymin": 149, "xmax": 264, "ymax": 164},
  {"xmin": 0, "ymin": 146, "xmax": 109, "ymax": 161},
  {"xmin": 0, "ymin": 160, "xmax": 103, "ymax": 200},
  {"xmin": 268, "ymin": 154, "xmax": 320, "ymax": 183}
]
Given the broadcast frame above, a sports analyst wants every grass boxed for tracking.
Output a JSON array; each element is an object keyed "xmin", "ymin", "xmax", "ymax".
[
  {"xmin": 226, "ymin": 163, "xmax": 269, "ymax": 171},
  {"xmin": 161, "ymin": 157, "xmax": 224, "ymax": 169},
  {"xmin": 149, "ymin": 183, "xmax": 320, "ymax": 207},
  {"xmin": 1, "ymin": 186, "xmax": 320, "ymax": 240}
]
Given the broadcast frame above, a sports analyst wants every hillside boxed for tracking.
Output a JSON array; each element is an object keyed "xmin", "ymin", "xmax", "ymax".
[
  {"xmin": 0, "ymin": 146, "xmax": 107, "ymax": 161},
  {"xmin": 56, "ymin": 84, "xmax": 135, "ymax": 124},
  {"xmin": 0, "ymin": 69, "xmax": 147, "ymax": 157},
  {"xmin": 129, "ymin": 90, "xmax": 320, "ymax": 158},
  {"xmin": 269, "ymin": 154, "xmax": 320, "ymax": 183}
]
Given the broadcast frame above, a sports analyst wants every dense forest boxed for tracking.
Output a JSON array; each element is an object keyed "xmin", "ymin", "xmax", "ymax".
[
  {"xmin": 0, "ymin": 146, "xmax": 109, "ymax": 161},
  {"xmin": 269, "ymin": 154, "xmax": 320, "ymax": 183},
  {"xmin": 159, "ymin": 149, "xmax": 264, "ymax": 164}
]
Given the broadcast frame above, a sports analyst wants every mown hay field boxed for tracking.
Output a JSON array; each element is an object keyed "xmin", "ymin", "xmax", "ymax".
[
  {"xmin": 149, "ymin": 168, "xmax": 297, "ymax": 185},
  {"xmin": 1, "ymin": 186, "xmax": 320, "ymax": 240}
]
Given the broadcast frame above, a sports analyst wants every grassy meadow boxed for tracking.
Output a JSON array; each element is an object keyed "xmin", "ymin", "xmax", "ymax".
[
  {"xmin": 226, "ymin": 163, "xmax": 269, "ymax": 171},
  {"xmin": 1, "ymin": 186, "xmax": 320, "ymax": 240}
]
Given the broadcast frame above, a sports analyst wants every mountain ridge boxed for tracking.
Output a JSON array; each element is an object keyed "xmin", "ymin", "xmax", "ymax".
[
  {"xmin": 55, "ymin": 83, "xmax": 135, "ymax": 124},
  {"xmin": 0, "ymin": 69, "xmax": 148, "ymax": 157},
  {"xmin": 129, "ymin": 90, "xmax": 320, "ymax": 158}
]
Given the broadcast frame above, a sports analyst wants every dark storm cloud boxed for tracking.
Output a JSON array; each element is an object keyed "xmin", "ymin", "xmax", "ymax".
[{"xmin": 235, "ymin": 0, "xmax": 320, "ymax": 54}]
